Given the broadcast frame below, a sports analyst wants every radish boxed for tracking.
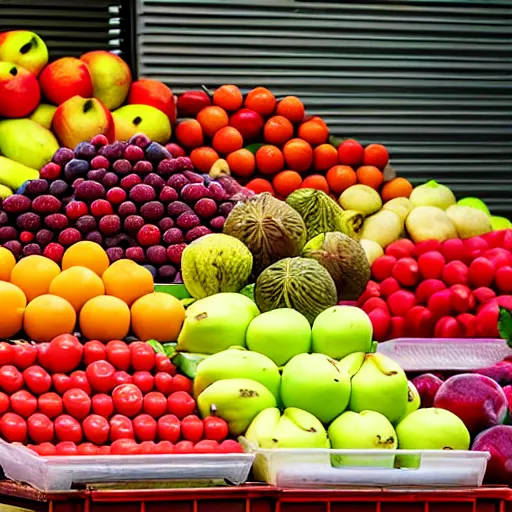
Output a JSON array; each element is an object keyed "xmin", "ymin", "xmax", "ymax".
[
  {"xmin": 415, "ymin": 279, "xmax": 446, "ymax": 304},
  {"xmin": 434, "ymin": 316, "xmax": 462, "ymax": 338},
  {"xmin": 468, "ymin": 257, "xmax": 495, "ymax": 288},
  {"xmin": 442, "ymin": 260, "xmax": 469, "ymax": 286},
  {"xmin": 361, "ymin": 297, "xmax": 388, "ymax": 314},
  {"xmin": 414, "ymin": 239, "xmax": 442, "ymax": 257},
  {"xmin": 427, "ymin": 289, "xmax": 453, "ymax": 320},
  {"xmin": 387, "ymin": 290, "xmax": 416, "ymax": 317},
  {"xmin": 367, "ymin": 308, "xmax": 391, "ymax": 341},
  {"xmin": 392, "ymin": 257, "xmax": 420, "ymax": 287},
  {"xmin": 450, "ymin": 284, "xmax": 475, "ymax": 314},
  {"xmin": 441, "ymin": 238, "xmax": 464, "ymax": 262},
  {"xmin": 371, "ymin": 255, "xmax": 397, "ymax": 281},
  {"xmin": 380, "ymin": 277, "xmax": 401, "ymax": 298},
  {"xmin": 385, "ymin": 239, "xmax": 416, "ymax": 259},
  {"xmin": 495, "ymin": 267, "xmax": 512, "ymax": 294},
  {"xmin": 388, "ymin": 316, "xmax": 406, "ymax": 339},
  {"xmin": 418, "ymin": 251, "xmax": 445, "ymax": 280}
]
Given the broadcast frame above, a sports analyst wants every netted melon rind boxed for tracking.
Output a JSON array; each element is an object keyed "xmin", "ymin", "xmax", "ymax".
[
  {"xmin": 286, "ymin": 188, "xmax": 345, "ymax": 240},
  {"xmin": 223, "ymin": 193, "xmax": 307, "ymax": 276},
  {"xmin": 254, "ymin": 257, "xmax": 337, "ymax": 324},
  {"xmin": 302, "ymin": 232, "xmax": 371, "ymax": 301},
  {"xmin": 181, "ymin": 233, "xmax": 253, "ymax": 299}
]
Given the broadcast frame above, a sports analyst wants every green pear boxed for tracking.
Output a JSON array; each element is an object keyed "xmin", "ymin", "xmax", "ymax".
[
  {"xmin": 311, "ymin": 306, "xmax": 373, "ymax": 359},
  {"xmin": 197, "ymin": 378, "xmax": 276, "ymax": 435},
  {"xmin": 245, "ymin": 407, "xmax": 282, "ymax": 446},
  {"xmin": 29, "ymin": 103, "xmax": 56, "ymax": 130},
  {"xmin": 246, "ymin": 308, "xmax": 311, "ymax": 366},
  {"xmin": 491, "ymin": 216, "xmax": 512, "ymax": 231},
  {"xmin": 457, "ymin": 197, "xmax": 491, "ymax": 216},
  {"xmin": 193, "ymin": 348, "xmax": 281, "ymax": 400},
  {"xmin": 397, "ymin": 381, "xmax": 421, "ymax": 423},
  {"xmin": 349, "ymin": 353, "xmax": 409, "ymax": 424},
  {"xmin": 338, "ymin": 351, "xmax": 366, "ymax": 376},
  {"xmin": 0, "ymin": 118, "xmax": 59, "ymax": 170},
  {"xmin": 0, "ymin": 156, "xmax": 39, "ymax": 190},
  {"xmin": 113, "ymin": 104, "xmax": 171, "ymax": 144},
  {"xmin": 281, "ymin": 353, "xmax": 351, "ymax": 424},
  {"xmin": 176, "ymin": 293, "xmax": 259, "ymax": 354}
]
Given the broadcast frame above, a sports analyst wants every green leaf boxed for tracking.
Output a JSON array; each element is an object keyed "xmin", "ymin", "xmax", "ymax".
[
  {"xmin": 163, "ymin": 343, "xmax": 176, "ymax": 358},
  {"xmin": 498, "ymin": 307, "xmax": 512, "ymax": 347},
  {"xmin": 147, "ymin": 339, "xmax": 166, "ymax": 354},
  {"xmin": 239, "ymin": 284, "xmax": 255, "ymax": 302},
  {"xmin": 181, "ymin": 298, "xmax": 197, "ymax": 309},
  {"xmin": 245, "ymin": 143, "xmax": 264, "ymax": 155}
]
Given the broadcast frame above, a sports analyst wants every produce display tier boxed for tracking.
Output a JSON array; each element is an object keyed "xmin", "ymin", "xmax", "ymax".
[{"xmin": 1, "ymin": 482, "xmax": 512, "ymax": 512}]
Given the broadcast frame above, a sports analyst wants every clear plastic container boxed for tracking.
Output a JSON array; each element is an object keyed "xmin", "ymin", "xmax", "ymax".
[
  {"xmin": 239, "ymin": 438, "xmax": 490, "ymax": 488},
  {"xmin": 376, "ymin": 337, "xmax": 512, "ymax": 371},
  {"xmin": 0, "ymin": 440, "xmax": 254, "ymax": 492}
]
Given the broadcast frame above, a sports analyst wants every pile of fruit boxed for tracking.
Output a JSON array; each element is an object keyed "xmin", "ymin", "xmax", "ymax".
[{"xmin": 0, "ymin": 334, "xmax": 243, "ymax": 455}]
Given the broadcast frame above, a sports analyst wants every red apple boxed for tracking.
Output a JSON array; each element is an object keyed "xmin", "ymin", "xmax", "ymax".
[
  {"xmin": 128, "ymin": 79, "xmax": 176, "ymax": 125},
  {"xmin": 0, "ymin": 62, "xmax": 40, "ymax": 118},
  {"xmin": 230, "ymin": 108, "xmax": 264, "ymax": 141},
  {"xmin": 39, "ymin": 57, "xmax": 93, "ymax": 106}
]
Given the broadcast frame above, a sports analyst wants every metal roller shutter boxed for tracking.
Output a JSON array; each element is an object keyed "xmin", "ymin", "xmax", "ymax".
[{"xmin": 136, "ymin": 0, "xmax": 512, "ymax": 216}]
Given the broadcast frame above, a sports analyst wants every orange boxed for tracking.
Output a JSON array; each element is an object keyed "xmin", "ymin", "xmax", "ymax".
[
  {"xmin": 283, "ymin": 138, "xmax": 313, "ymax": 173},
  {"xmin": 10, "ymin": 255, "xmax": 61, "ymax": 302},
  {"xmin": 212, "ymin": 126, "xmax": 243, "ymax": 154},
  {"xmin": 196, "ymin": 106, "xmax": 229, "ymax": 137},
  {"xmin": 23, "ymin": 294, "xmax": 76, "ymax": 343},
  {"xmin": 62, "ymin": 241, "xmax": 110, "ymax": 276},
  {"xmin": 79, "ymin": 295, "xmax": 130, "ymax": 342},
  {"xmin": 102, "ymin": 259, "xmax": 154, "ymax": 306},
  {"xmin": 276, "ymin": 96, "xmax": 305, "ymax": 124},
  {"xmin": 313, "ymin": 144, "xmax": 338, "ymax": 171},
  {"xmin": 245, "ymin": 178, "xmax": 274, "ymax": 195},
  {"xmin": 49, "ymin": 266, "xmax": 105, "ymax": 312},
  {"xmin": 190, "ymin": 147, "xmax": 220, "ymax": 173},
  {"xmin": 213, "ymin": 84, "xmax": 243, "ymax": 111},
  {"xmin": 298, "ymin": 119, "xmax": 329, "ymax": 146},
  {"xmin": 363, "ymin": 143, "xmax": 389, "ymax": 171},
  {"xmin": 131, "ymin": 292, "xmax": 185, "ymax": 342},
  {"xmin": 0, "ymin": 282, "xmax": 26, "ymax": 338},
  {"xmin": 263, "ymin": 116, "xmax": 294, "ymax": 146},
  {"xmin": 301, "ymin": 174, "xmax": 330, "ymax": 194},
  {"xmin": 326, "ymin": 165, "xmax": 357, "ymax": 195},
  {"xmin": 0, "ymin": 247, "xmax": 15, "ymax": 282},
  {"xmin": 381, "ymin": 177, "xmax": 413, "ymax": 202},
  {"xmin": 273, "ymin": 171, "xmax": 302, "ymax": 198},
  {"xmin": 175, "ymin": 119, "xmax": 204, "ymax": 148},
  {"xmin": 245, "ymin": 87, "xmax": 276, "ymax": 116},
  {"xmin": 255, "ymin": 145, "xmax": 285, "ymax": 175},
  {"xmin": 226, "ymin": 149, "xmax": 256, "ymax": 178},
  {"xmin": 356, "ymin": 165, "xmax": 384, "ymax": 190}
]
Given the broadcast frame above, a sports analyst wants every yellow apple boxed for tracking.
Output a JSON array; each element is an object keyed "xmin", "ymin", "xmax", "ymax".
[
  {"xmin": 113, "ymin": 104, "xmax": 171, "ymax": 143},
  {"xmin": 0, "ymin": 31, "xmax": 48, "ymax": 76},
  {"xmin": 30, "ymin": 104, "xmax": 57, "ymax": 130}
]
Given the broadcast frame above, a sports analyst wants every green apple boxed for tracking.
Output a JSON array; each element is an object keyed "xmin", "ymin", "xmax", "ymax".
[
  {"xmin": 397, "ymin": 381, "xmax": 421, "ymax": 422},
  {"xmin": 246, "ymin": 308, "xmax": 311, "ymax": 366},
  {"xmin": 491, "ymin": 216, "xmax": 512, "ymax": 231},
  {"xmin": 0, "ymin": 31, "xmax": 48, "ymax": 76},
  {"xmin": 312, "ymin": 305, "xmax": 373, "ymax": 359},
  {"xmin": 113, "ymin": 104, "xmax": 171, "ymax": 144},
  {"xmin": 349, "ymin": 353, "xmax": 409, "ymax": 424},
  {"xmin": 457, "ymin": 197, "xmax": 491, "ymax": 216},
  {"xmin": 281, "ymin": 353, "xmax": 351, "ymax": 424},
  {"xmin": 29, "ymin": 104, "xmax": 57, "ymax": 130}
]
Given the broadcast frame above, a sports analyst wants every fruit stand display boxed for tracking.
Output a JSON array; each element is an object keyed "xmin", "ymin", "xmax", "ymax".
[{"xmin": 1, "ymin": 28, "xmax": 512, "ymax": 506}]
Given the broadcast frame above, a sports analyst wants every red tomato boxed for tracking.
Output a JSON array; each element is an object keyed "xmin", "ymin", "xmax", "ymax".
[
  {"xmin": 37, "ymin": 342, "xmax": 52, "ymax": 369},
  {"xmin": 0, "ymin": 392, "xmax": 9, "ymax": 414},
  {"xmin": 112, "ymin": 384, "xmax": 143, "ymax": 417},
  {"xmin": 10, "ymin": 390, "xmax": 37, "ymax": 418},
  {"xmin": 0, "ymin": 342, "xmax": 13, "ymax": 365},
  {"xmin": 157, "ymin": 414, "xmax": 180, "ymax": 443},
  {"xmin": 203, "ymin": 416, "xmax": 229, "ymax": 442},
  {"xmin": 194, "ymin": 440, "xmax": 219, "ymax": 454},
  {"xmin": 92, "ymin": 394, "xmax": 114, "ymax": 418},
  {"xmin": 55, "ymin": 441, "xmax": 77, "ymax": 455},
  {"xmin": 155, "ymin": 353, "xmax": 176, "ymax": 374},
  {"xmin": 170, "ymin": 375, "xmax": 193, "ymax": 394},
  {"xmin": 143, "ymin": 392, "xmax": 167, "ymax": 418},
  {"xmin": 47, "ymin": 334, "xmax": 83, "ymax": 373},
  {"xmin": 154, "ymin": 372, "xmax": 174, "ymax": 395},
  {"xmin": 139, "ymin": 440, "xmax": 156, "ymax": 454},
  {"xmin": 132, "ymin": 371, "xmax": 154, "ymax": 393},
  {"xmin": 133, "ymin": 414, "xmax": 157, "ymax": 442},
  {"xmin": 38, "ymin": 393, "xmax": 63, "ymax": 419},
  {"xmin": 106, "ymin": 340, "xmax": 131, "ymax": 370},
  {"xmin": 27, "ymin": 413, "xmax": 54, "ymax": 444},
  {"xmin": 111, "ymin": 438, "xmax": 139, "ymax": 455},
  {"xmin": 129, "ymin": 342, "xmax": 155, "ymax": 371},
  {"xmin": 167, "ymin": 392, "xmax": 196, "ymax": 419},
  {"xmin": 113, "ymin": 371, "xmax": 132, "ymax": 386},
  {"xmin": 54, "ymin": 414, "xmax": 83, "ymax": 443},
  {"xmin": 110, "ymin": 414, "xmax": 134, "ymax": 441},
  {"xmin": 77, "ymin": 442, "xmax": 100, "ymax": 456},
  {"xmin": 181, "ymin": 415, "xmax": 204, "ymax": 442},
  {"xmin": 0, "ymin": 412, "xmax": 27, "ymax": 442},
  {"xmin": 23, "ymin": 365, "xmax": 51, "ymax": 395},
  {"xmin": 63, "ymin": 388, "xmax": 91, "ymax": 420},
  {"xmin": 52, "ymin": 374, "xmax": 72, "ymax": 395},
  {"xmin": 155, "ymin": 440, "xmax": 175, "ymax": 454},
  {"xmin": 219, "ymin": 440, "xmax": 244, "ymax": 453},
  {"xmin": 98, "ymin": 445, "xmax": 111, "ymax": 455},
  {"xmin": 70, "ymin": 371, "xmax": 92, "ymax": 395},
  {"xmin": 33, "ymin": 442, "xmax": 57, "ymax": 456},
  {"xmin": 83, "ymin": 340, "xmax": 107, "ymax": 366},
  {"xmin": 85, "ymin": 360, "xmax": 115, "ymax": 393},
  {"xmin": 174, "ymin": 440, "xmax": 194, "ymax": 454},
  {"xmin": 0, "ymin": 365, "xmax": 23, "ymax": 393},
  {"xmin": 83, "ymin": 414, "xmax": 110, "ymax": 444},
  {"xmin": 12, "ymin": 344, "xmax": 37, "ymax": 369}
]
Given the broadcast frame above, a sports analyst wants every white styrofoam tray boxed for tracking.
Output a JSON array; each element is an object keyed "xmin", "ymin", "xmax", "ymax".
[{"xmin": 0, "ymin": 439, "xmax": 255, "ymax": 492}]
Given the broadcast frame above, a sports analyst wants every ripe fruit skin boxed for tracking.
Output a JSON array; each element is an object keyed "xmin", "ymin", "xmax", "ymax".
[
  {"xmin": 387, "ymin": 290, "xmax": 416, "ymax": 317},
  {"xmin": 83, "ymin": 340, "xmax": 107, "ymax": 365},
  {"xmin": 133, "ymin": 414, "xmax": 157, "ymax": 442},
  {"xmin": 363, "ymin": 144, "xmax": 389, "ymax": 170},
  {"xmin": 38, "ymin": 392, "xmax": 63, "ymax": 419},
  {"xmin": 92, "ymin": 394, "xmax": 114, "ymax": 418},
  {"xmin": 203, "ymin": 416, "xmax": 229, "ymax": 441},
  {"xmin": 110, "ymin": 414, "xmax": 134, "ymax": 441},
  {"xmin": 28, "ymin": 413, "xmax": 54, "ymax": 444},
  {"xmin": 0, "ymin": 413, "xmax": 27, "ymax": 443},
  {"xmin": 442, "ymin": 261, "xmax": 469, "ymax": 286},
  {"xmin": 0, "ymin": 365, "xmax": 23, "ymax": 393},
  {"xmin": 371, "ymin": 255, "xmax": 397, "ymax": 281},
  {"xmin": 181, "ymin": 415, "xmax": 204, "ymax": 442},
  {"xmin": 46, "ymin": 334, "xmax": 83, "ymax": 373},
  {"xmin": 54, "ymin": 414, "xmax": 82, "ymax": 443},
  {"xmin": 496, "ymin": 266, "xmax": 512, "ymax": 293},
  {"xmin": 63, "ymin": 388, "xmax": 91, "ymax": 420},
  {"xmin": 112, "ymin": 384, "xmax": 143, "ymax": 417},
  {"xmin": 392, "ymin": 258, "xmax": 420, "ymax": 287},
  {"xmin": 337, "ymin": 139, "xmax": 364, "ymax": 167},
  {"xmin": 106, "ymin": 340, "xmax": 131, "ymax": 371},
  {"xmin": 144, "ymin": 391, "xmax": 168, "ymax": 418},
  {"xmin": 10, "ymin": 390, "xmax": 37, "ymax": 418},
  {"xmin": 417, "ymin": 251, "xmax": 446, "ymax": 280},
  {"xmin": 86, "ymin": 360, "xmax": 116, "ymax": 393},
  {"xmin": 167, "ymin": 391, "xmax": 196, "ymax": 418},
  {"xmin": 23, "ymin": 365, "xmax": 51, "ymax": 395},
  {"xmin": 157, "ymin": 414, "xmax": 181, "ymax": 443}
]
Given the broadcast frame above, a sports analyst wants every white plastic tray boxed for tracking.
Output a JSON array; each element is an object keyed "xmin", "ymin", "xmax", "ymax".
[
  {"xmin": 0, "ymin": 440, "xmax": 254, "ymax": 492},
  {"xmin": 376, "ymin": 337, "xmax": 511, "ymax": 371},
  {"xmin": 240, "ymin": 438, "xmax": 490, "ymax": 488}
]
